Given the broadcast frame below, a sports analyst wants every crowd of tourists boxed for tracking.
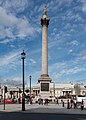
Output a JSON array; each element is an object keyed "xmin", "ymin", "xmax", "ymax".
[{"xmin": 59, "ymin": 99, "xmax": 84, "ymax": 110}]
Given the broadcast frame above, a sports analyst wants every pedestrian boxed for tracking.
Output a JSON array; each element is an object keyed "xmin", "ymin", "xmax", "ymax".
[
  {"xmin": 61, "ymin": 99, "xmax": 63, "ymax": 105},
  {"xmin": 38, "ymin": 98, "xmax": 41, "ymax": 105},
  {"xmin": 70, "ymin": 99, "xmax": 73, "ymax": 108},
  {"xmin": 30, "ymin": 97, "xmax": 32, "ymax": 104},
  {"xmin": 81, "ymin": 99, "xmax": 84, "ymax": 110},
  {"xmin": 67, "ymin": 99, "xmax": 70, "ymax": 109},
  {"xmin": 43, "ymin": 99, "xmax": 45, "ymax": 105},
  {"xmin": 62, "ymin": 100, "xmax": 64, "ymax": 107},
  {"xmin": 74, "ymin": 99, "xmax": 77, "ymax": 109},
  {"xmin": 27, "ymin": 98, "xmax": 30, "ymax": 104},
  {"xmin": 57, "ymin": 98, "xmax": 59, "ymax": 104},
  {"xmin": 41, "ymin": 99, "xmax": 43, "ymax": 105},
  {"xmin": 18, "ymin": 98, "xmax": 20, "ymax": 104}
]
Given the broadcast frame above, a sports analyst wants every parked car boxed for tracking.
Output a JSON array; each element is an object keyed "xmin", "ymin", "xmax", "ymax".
[{"xmin": 1, "ymin": 99, "xmax": 17, "ymax": 104}]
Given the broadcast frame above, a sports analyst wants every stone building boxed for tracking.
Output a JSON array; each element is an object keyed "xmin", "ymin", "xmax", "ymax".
[{"xmin": 0, "ymin": 82, "xmax": 86, "ymax": 100}]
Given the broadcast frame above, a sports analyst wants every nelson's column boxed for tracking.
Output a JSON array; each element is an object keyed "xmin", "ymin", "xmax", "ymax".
[{"xmin": 38, "ymin": 7, "xmax": 52, "ymax": 98}]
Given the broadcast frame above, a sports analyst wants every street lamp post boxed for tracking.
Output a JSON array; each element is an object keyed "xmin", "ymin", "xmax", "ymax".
[
  {"xmin": 21, "ymin": 50, "xmax": 26, "ymax": 111},
  {"xmin": 29, "ymin": 75, "xmax": 32, "ymax": 98}
]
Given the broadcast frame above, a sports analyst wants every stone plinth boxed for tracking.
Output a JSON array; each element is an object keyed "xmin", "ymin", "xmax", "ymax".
[{"xmin": 38, "ymin": 75, "xmax": 52, "ymax": 99}]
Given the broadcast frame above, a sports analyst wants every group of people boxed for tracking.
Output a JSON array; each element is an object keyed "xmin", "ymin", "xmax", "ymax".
[
  {"xmin": 17, "ymin": 97, "xmax": 84, "ymax": 110},
  {"xmin": 67, "ymin": 99, "xmax": 84, "ymax": 110},
  {"xmin": 70, "ymin": 99, "xmax": 84, "ymax": 110},
  {"xmin": 18, "ymin": 97, "xmax": 33, "ymax": 104},
  {"xmin": 56, "ymin": 98, "xmax": 84, "ymax": 110},
  {"xmin": 38, "ymin": 98, "xmax": 49, "ymax": 105}
]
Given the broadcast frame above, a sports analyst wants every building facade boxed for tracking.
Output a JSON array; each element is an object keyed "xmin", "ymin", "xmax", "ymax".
[{"xmin": 0, "ymin": 82, "xmax": 86, "ymax": 100}]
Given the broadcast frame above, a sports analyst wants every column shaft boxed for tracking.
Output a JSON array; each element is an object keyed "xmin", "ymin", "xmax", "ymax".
[{"xmin": 42, "ymin": 25, "xmax": 48, "ymax": 75}]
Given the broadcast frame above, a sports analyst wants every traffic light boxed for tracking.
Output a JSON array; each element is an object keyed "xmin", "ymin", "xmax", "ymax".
[{"xmin": 4, "ymin": 86, "xmax": 7, "ymax": 93}]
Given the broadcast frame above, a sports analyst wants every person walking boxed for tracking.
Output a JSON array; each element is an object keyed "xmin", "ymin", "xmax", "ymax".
[
  {"xmin": 56, "ymin": 98, "xmax": 59, "ymax": 104},
  {"xmin": 70, "ymin": 99, "xmax": 73, "ymax": 108},
  {"xmin": 74, "ymin": 99, "xmax": 77, "ymax": 109},
  {"xmin": 81, "ymin": 99, "xmax": 84, "ymax": 110},
  {"xmin": 67, "ymin": 99, "xmax": 70, "ymax": 109},
  {"xmin": 62, "ymin": 100, "xmax": 64, "ymax": 107}
]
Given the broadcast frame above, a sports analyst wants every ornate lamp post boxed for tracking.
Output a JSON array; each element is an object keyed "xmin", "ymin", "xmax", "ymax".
[
  {"xmin": 21, "ymin": 50, "xmax": 26, "ymax": 111},
  {"xmin": 29, "ymin": 75, "xmax": 32, "ymax": 98}
]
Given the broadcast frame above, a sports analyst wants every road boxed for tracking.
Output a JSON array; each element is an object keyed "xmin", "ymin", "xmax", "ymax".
[
  {"xmin": 0, "ymin": 104, "xmax": 86, "ymax": 114},
  {"xmin": 0, "ymin": 104, "xmax": 86, "ymax": 120},
  {"xmin": 0, "ymin": 112, "xmax": 86, "ymax": 120}
]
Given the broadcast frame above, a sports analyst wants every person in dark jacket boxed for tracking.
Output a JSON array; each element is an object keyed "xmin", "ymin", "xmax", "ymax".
[{"xmin": 81, "ymin": 99, "xmax": 84, "ymax": 110}]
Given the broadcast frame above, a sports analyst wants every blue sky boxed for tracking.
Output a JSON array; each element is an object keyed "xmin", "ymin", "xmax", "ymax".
[{"xmin": 0, "ymin": 0, "xmax": 86, "ymax": 87}]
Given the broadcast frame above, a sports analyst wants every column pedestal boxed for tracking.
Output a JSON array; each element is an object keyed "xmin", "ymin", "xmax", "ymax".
[{"xmin": 38, "ymin": 75, "xmax": 52, "ymax": 99}]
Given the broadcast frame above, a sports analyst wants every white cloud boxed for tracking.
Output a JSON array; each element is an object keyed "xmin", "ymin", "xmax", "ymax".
[
  {"xmin": 1, "ymin": 0, "xmax": 28, "ymax": 13},
  {"xmin": 67, "ymin": 40, "xmax": 79, "ymax": 46},
  {"xmin": 49, "ymin": 31, "xmax": 67, "ymax": 48},
  {"xmin": 29, "ymin": 58, "xmax": 41, "ymax": 71},
  {"xmin": 81, "ymin": 0, "xmax": 86, "ymax": 12},
  {"xmin": 0, "ymin": 38, "xmax": 13, "ymax": 44},
  {"xmin": 12, "ymin": 77, "xmax": 21, "ymax": 81},
  {"xmin": 16, "ymin": 17, "xmax": 35, "ymax": 38},
  {"xmin": 3, "ymin": 77, "xmax": 23, "ymax": 86},
  {"xmin": 82, "ymin": 4, "xmax": 86, "ymax": 12},
  {"xmin": 0, "ymin": 6, "xmax": 37, "ymax": 43},
  {"xmin": 64, "ymin": 67, "xmax": 84, "ymax": 75},
  {"xmin": 49, "ymin": 49, "xmax": 86, "ymax": 79},
  {"xmin": 47, "ymin": 0, "xmax": 72, "ymax": 11},
  {"xmin": 29, "ymin": 59, "xmax": 36, "ymax": 64},
  {"xmin": 0, "ymin": 50, "xmax": 21, "ymax": 71},
  {"xmin": 0, "ymin": 27, "xmax": 15, "ymax": 43},
  {"xmin": 0, "ymin": 7, "xmax": 17, "ymax": 26},
  {"xmin": 52, "ymin": 66, "xmax": 86, "ymax": 79},
  {"xmin": 79, "ymin": 50, "xmax": 86, "ymax": 57},
  {"xmin": 68, "ymin": 49, "xmax": 73, "ymax": 53}
]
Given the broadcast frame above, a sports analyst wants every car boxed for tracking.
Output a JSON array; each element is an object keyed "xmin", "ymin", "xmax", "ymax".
[{"xmin": 1, "ymin": 99, "xmax": 17, "ymax": 104}]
